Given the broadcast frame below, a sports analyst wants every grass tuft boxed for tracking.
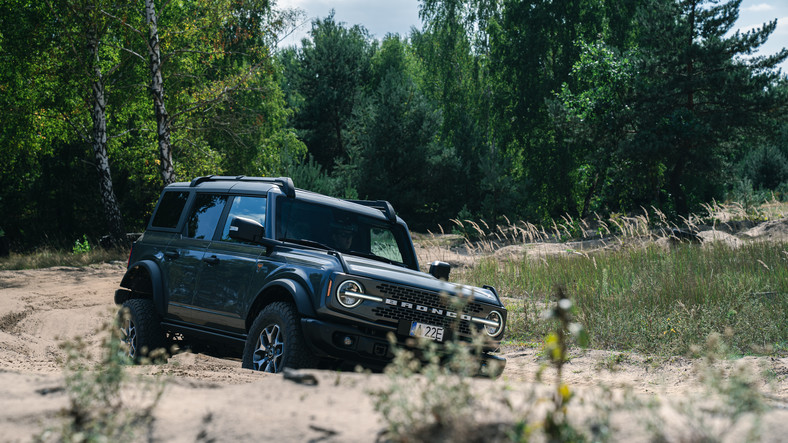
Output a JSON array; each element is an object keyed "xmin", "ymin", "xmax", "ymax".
[{"xmin": 0, "ymin": 247, "xmax": 128, "ymax": 270}]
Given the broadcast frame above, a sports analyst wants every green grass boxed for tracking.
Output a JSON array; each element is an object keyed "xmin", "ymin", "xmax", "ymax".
[
  {"xmin": 0, "ymin": 247, "xmax": 128, "ymax": 270},
  {"xmin": 457, "ymin": 242, "xmax": 788, "ymax": 356}
]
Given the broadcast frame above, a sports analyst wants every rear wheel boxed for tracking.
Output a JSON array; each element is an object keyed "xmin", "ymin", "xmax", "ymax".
[
  {"xmin": 118, "ymin": 298, "xmax": 166, "ymax": 362},
  {"xmin": 242, "ymin": 302, "xmax": 316, "ymax": 373}
]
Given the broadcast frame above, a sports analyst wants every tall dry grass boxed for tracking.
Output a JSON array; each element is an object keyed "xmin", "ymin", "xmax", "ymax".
[
  {"xmin": 459, "ymin": 242, "xmax": 787, "ymax": 356},
  {"xmin": 0, "ymin": 247, "xmax": 128, "ymax": 270},
  {"xmin": 426, "ymin": 202, "xmax": 788, "ymax": 356}
]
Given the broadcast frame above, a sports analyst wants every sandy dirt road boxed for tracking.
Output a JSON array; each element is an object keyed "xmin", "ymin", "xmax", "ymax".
[{"xmin": 0, "ymin": 263, "xmax": 786, "ymax": 442}]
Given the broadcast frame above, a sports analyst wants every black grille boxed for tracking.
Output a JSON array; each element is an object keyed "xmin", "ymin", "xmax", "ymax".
[
  {"xmin": 376, "ymin": 283, "xmax": 484, "ymax": 314},
  {"xmin": 373, "ymin": 283, "xmax": 487, "ymax": 336}
]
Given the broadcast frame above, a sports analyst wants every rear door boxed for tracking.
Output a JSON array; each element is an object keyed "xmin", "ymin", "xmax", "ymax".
[{"xmin": 164, "ymin": 193, "xmax": 228, "ymax": 323}]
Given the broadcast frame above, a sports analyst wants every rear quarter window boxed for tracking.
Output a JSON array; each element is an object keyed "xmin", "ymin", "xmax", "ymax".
[{"xmin": 150, "ymin": 191, "xmax": 190, "ymax": 229}]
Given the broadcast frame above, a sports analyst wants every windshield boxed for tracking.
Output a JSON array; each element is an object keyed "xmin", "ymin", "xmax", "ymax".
[{"xmin": 275, "ymin": 198, "xmax": 417, "ymax": 269}]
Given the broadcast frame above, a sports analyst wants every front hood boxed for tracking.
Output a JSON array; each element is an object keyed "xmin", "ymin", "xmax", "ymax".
[{"xmin": 343, "ymin": 255, "xmax": 501, "ymax": 306}]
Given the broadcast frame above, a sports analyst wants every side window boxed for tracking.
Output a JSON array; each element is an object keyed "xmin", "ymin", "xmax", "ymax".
[
  {"xmin": 185, "ymin": 194, "xmax": 227, "ymax": 240},
  {"xmin": 276, "ymin": 198, "xmax": 325, "ymax": 242},
  {"xmin": 151, "ymin": 191, "xmax": 189, "ymax": 229},
  {"xmin": 371, "ymin": 228, "xmax": 403, "ymax": 263},
  {"xmin": 221, "ymin": 196, "xmax": 267, "ymax": 241}
]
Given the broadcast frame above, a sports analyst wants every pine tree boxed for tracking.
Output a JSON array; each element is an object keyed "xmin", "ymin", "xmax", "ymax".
[
  {"xmin": 630, "ymin": 0, "xmax": 788, "ymax": 214},
  {"xmin": 289, "ymin": 12, "xmax": 373, "ymax": 170}
]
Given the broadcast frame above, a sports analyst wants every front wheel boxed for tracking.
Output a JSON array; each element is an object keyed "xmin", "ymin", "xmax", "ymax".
[{"xmin": 242, "ymin": 302, "xmax": 316, "ymax": 373}]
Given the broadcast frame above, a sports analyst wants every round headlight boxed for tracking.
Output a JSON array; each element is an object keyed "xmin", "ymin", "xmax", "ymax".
[
  {"xmin": 484, "ymin": 310, "xmax": 504, "ymax": 337},
  {"xmin": 336, "ymin": 280, "xmax": 364, "ymax": 308}
]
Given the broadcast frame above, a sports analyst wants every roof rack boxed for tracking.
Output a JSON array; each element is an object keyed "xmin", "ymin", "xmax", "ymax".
[
  {"xmin": 347, "ymin": 199, "xmax": 397, "ymax": 222},
  {"xmin": 189, "ymin": 175, "xmax": 296, "ymax": 198}
]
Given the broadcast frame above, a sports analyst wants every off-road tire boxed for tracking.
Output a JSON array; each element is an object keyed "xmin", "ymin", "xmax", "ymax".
[
  {"xmin": 118, "ymin": 298, "xmax": 166, "ymax": 363},
  {"xmin": 242, "ymin": 302, "xmax": 317, "ymax": 373}
]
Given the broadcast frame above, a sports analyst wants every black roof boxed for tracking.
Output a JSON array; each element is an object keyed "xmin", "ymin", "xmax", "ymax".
[{"xmin": 168, "ymin": 176, "xmax": 399, "ymax": 223}]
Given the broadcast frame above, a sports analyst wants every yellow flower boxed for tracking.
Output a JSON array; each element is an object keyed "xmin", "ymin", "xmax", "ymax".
[{"xmin": 559, "ymin": 383, "xmax": 571, "ymax": 402}]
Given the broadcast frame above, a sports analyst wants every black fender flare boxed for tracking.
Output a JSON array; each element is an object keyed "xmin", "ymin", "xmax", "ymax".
[
  {"xmin": 249, "ymin": 279, "xmax": 316, "ymax": 328},
  {"xmin": 120, "ymin": 260, "xmax": 167, "ymax": 317}
]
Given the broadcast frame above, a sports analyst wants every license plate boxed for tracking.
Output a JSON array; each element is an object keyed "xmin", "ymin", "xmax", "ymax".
[{"xmin": 409, "ymin": 321, "xmax": 444, "ymax": 342}]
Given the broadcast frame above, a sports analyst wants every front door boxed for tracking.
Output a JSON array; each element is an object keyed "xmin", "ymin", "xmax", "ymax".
[{"xmin": 192, "ymin": 195, "xmax": 267, "ymax": 333}]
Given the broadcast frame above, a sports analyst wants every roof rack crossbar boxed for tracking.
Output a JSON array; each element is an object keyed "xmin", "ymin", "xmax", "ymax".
[
  {"xmin": 347, "ymin": 199, "xmax": 397, "ymax": 222},
  {"xmin": 189, "ymin": 175, "xmax": 295, "ymax": 198}
]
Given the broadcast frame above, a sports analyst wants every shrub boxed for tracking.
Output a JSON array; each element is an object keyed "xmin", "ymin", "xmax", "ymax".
[
  {"xmin": 72, "ymin": 235, "xmax": 91, "ymax": 255},
  {"xmin": 737, "ymin": 145, "xmax": 788, "ymax": 191}
]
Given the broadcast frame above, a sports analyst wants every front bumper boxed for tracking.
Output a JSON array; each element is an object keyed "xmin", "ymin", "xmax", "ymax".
[
  {"xmin": 301, "ymin": 318, "xmax": 395, "ymax": 369},
  {"xmin": 300, "ymin": 317, "xmax": 506, "ymax": 372}
]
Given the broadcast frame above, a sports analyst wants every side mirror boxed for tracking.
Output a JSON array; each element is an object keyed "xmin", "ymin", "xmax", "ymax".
[
  {"xmin": 429, "ymin": 260, "xmax": 451, "ymax": 281},
  {"xmin": 229, "ymin": 216, "xmax": 266, "ymax": 243}
]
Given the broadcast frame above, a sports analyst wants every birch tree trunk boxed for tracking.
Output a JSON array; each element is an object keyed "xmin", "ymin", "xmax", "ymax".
[
  {"xmin": 145, "ymin": 0, "xmax": 175, "ymax": 185},
  {"xmin": 87, "ymin": 23, "xmax": 126, "ymax": 245}
]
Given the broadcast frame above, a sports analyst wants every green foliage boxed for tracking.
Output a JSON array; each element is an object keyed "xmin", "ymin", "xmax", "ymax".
[
  {"xmin": 350, "ymin": 35, "xmax": 460, "ymax": 224},
  {"xmin": 413, "ymin": 0, "xmax": 492, "ymax": 221},
  {"xmin": 2, "ymin": 0, "xmax": 788, "ymax": 248},
  {"xmin": 72, "ymin": 235, "xmax": 91, "ymax": 255},
  {"xmin": 282, "ymin": 153, "xmax": 357, "ymax": 198},
  {"xmin": 0, "ymin": 0, "xmax": 303, "ymax": 250},
  {"xmin": 284, "ymin": 12, "xmax": 373, "ymax": 169},
  {"xmin": 554, "ymin": 40, "xmax": 638, "ymax": 217},
  {"xmin": 737, "ymin": 144, "xmax": 788, "ymax": 191},
  {"xmin": 553, "ymin": 0, "xmax": 788, "ymax": 217},
  {"xmin": 626, "ymin": 0, "xmax": 787, "ymax": 214},
  {"xmin": 488, "ymin": 0, "xmax": 609, "ymax": 220}
]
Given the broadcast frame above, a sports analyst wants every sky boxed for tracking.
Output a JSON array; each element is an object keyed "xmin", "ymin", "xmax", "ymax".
[
  {"xmin": 275, "ymin": 0, "xmax": 788, "ymax": 71},
  {"xmin": 275, "ymin": 0, "xmax": 420, "ymax": 46}
]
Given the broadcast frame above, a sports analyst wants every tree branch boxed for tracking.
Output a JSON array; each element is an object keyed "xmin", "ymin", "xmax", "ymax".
[
  {"xmin": 102, "ymin": 43, "xmax": 147, "ymax": 62},
  {"xmin": 59, "ymin": 111, "xmax": 91, "ymax": 144},
  {"xmin": 100, "ymin": 10, "xmax": 145, "ymax": 38}
]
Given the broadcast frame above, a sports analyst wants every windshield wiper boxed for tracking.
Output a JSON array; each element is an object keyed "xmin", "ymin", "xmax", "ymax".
[
  {"xmin": 281, "ymin": 238, "xmax": 337, "ymax": 252},
  {"xmin": 346, "ymin": 250, "xmax": 407, "ymax": 268}
]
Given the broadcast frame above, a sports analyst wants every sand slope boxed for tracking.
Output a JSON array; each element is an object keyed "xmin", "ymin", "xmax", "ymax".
[{"xmin": 0, "ymin": 261, "xmax": 786, "ymax": 442}]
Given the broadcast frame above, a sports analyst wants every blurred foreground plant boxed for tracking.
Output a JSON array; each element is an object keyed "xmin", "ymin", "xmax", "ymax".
[
  {"xmin": 510, "ymin": 285, "xmax": 591, "ymax": 442},
  {"xmin": 37, "ymin": 315, "xmax": 166, "ymax": 442},
  {"xmin": 369, "ymin": 293, "xmax": 503, "ymax": 442}
]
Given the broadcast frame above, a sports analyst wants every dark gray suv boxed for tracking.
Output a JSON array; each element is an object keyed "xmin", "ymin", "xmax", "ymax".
[{"xmin": 115, "ymin": 176, "xmax": 507, "ymax": 373}]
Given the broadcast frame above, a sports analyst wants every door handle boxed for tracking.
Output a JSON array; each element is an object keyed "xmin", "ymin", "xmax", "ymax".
[
  {"xmin": 164, "ymin": 250, "xmax": 180, "ymax": 259},
  {"xmin": 202, "ymin": 255, "xmax": 220, "ymax": 265}
]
